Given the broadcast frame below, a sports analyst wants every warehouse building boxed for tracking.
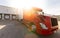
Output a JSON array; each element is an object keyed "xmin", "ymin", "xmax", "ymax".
[{"xmin": 0, "ymin": 5, "xmax": 20, "ymax": 20}]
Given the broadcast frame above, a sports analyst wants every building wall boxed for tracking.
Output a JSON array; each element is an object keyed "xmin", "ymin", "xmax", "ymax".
[
  {"xmin": 0, "ymin": 5, "xmax": 19, "ymax": 20},
  {"xmin": 0, "ymin": 5, "xmax": 18, "ymax": 14}
]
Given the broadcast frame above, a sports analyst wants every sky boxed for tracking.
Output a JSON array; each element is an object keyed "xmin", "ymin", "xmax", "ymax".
[{"xmin": 0, "ymin": 0, "xmax": 60, "ymax": 15}]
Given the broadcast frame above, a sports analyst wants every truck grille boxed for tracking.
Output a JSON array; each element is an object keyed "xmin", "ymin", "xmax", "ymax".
[{"xmin": 51, "ymin": 18, "xmax": 58, "ymax": 26}]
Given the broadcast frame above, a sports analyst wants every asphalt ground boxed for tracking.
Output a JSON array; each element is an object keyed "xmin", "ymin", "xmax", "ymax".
[{"xmin": 0, "ymin": 20, "xmax": 60, "ymax": 38}]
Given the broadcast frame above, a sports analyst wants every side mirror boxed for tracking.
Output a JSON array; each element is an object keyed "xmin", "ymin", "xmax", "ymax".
[{"xmin": 42, "ymin": 12, "xmax": 44, "ymax": 15}]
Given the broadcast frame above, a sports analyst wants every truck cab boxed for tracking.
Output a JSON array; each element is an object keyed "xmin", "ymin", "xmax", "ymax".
[{"xmin": 23, "ymin": 7, "xmax": 58, "ymax": 35}]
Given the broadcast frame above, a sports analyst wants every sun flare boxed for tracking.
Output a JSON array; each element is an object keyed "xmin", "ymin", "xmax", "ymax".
[{"xmin": 8, "ymin": 0, "xmax": 45, "ymax": 10}]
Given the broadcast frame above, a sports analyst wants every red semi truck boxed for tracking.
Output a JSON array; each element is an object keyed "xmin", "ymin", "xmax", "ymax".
[{"xmin": 23, "ymin": 7, "xmax": 58, "ymax": 35}]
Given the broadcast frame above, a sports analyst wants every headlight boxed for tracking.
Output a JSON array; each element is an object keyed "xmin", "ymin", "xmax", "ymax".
[{"xmin": 40, "ymin": 23, "xmax": 48, "ymax": 29}]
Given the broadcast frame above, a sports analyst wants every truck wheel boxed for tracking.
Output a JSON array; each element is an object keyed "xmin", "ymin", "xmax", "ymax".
[{"xmin": 53, "ymin": 31, "xmax": 57, "ymax": 33}]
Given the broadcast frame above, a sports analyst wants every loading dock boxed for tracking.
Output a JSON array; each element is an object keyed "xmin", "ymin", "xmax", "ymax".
[{"xmin": 4, "ymin": 14, "xmax": 10, "ymax": 20}]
